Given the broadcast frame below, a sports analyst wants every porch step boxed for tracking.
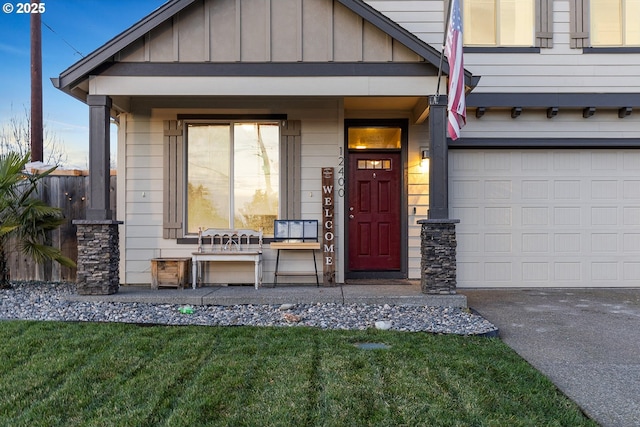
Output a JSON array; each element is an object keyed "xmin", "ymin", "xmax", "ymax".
[
  {"xmin": 274, "ymin": 272, "xmax": 317, "ymax": 276},
  {"xmin": 67, "ymin": 283, "xmax": 468, "ymax": 308}
]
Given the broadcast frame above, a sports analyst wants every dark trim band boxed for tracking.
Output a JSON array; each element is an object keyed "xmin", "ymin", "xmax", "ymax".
[
  {"xmin": 464, "ymin": 47, "xmax": 541, "ymax": 54},
  {"xmin": 177, "ymin": 114, "xmax": 288, "ymax": 120},
  {"xmin": 98, "ymin": 62, "xmax": 438, "ymax": 77},
  {"xmin": 449, "ymin": 138, "xmax": 640, "ymax": 149},
  {"xmin": 466, "ymin": 93, "xmax": 640, "ymax": 108},
  {"xmin": 583, "ymin": 47, "xmax": 640, "ymax": 54}
]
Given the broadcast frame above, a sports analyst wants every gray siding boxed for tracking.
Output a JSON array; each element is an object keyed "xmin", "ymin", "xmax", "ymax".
[
  {"xmin": 367, "ymin": 0, "xmax": 640, "ymax": 93},
  {"xmin": 116, "ymin": 0, "xmax": 423, "ymax": 64}
]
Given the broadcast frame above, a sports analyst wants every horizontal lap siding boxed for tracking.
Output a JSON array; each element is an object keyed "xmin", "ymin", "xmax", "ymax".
[
  {"xmin": 407, "ymin": 122, "xmax": 430, "ymax": 279},
  {"xmin": 365, "ymin": 0, "xmax": 443, "ymax": 46},
  {"xmin": 121, "ymin": 100, "xmax": 342, "ymax": 285},
  {"xmin": 367, "ymin": 0, "xmax": 640, "ymax": 93},
  {"xmin": 463, "ymin": 110, "xmax": 640, "ymax": 138}
]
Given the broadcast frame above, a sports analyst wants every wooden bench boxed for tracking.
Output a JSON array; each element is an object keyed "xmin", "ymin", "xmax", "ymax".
[
  {"xmin": 270, "ymin": 220, "xmax": 320, "ymax": 286},
  {"xmin": 192, "ymin": 228, "xmax": 263, "ymax": 289}
]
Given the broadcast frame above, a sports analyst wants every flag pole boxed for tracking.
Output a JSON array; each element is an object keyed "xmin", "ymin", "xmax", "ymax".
[{"xmin": 435, "ymin": 0, "xmax": 455, "ymax": 101}]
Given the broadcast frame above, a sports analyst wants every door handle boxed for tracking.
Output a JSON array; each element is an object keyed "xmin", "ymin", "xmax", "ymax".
[{"xmin": 349, "ymin": 214, "xmax": 354, "ymax": 219}]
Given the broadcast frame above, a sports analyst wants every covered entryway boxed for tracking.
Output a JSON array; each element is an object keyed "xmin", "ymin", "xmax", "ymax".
[
  {"xmin": 451, "ymin": 149, "xmax": 640, "ymax": 288},
  {"xmin": 346, "ymin": 121, "xmax": 406, "ymax": 279},
  {"xmin": 52, "ymin": 0, "xmax": 479, "ymax": 288}
]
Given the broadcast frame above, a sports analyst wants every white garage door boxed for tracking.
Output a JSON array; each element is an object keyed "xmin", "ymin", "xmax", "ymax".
[{"xmin": 450, "ymin": 149, "xmax": 640, "ymax": 288}]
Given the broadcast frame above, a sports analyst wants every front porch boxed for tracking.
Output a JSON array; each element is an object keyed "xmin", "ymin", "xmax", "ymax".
[
  {"xmin": 54, "ymin": 0, "xmax": 476, "ymax": 297},
  {"xmin": 66, "ymin": 281, "xmax": 467, "ymax": 308}
]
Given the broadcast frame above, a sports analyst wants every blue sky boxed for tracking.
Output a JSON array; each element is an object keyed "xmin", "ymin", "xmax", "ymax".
[{"xmin": 0, "ymin": 0, "xmax": 166, "ymax": 168}]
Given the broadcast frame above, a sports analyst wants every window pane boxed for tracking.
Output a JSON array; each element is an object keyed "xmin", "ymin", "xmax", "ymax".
[
  {"xmin": 464, "ymin": 0, "xmax": 497, "ymax": 46},
  {"xmin": 348, "ymin": 127, "xmax": 401, "ymax": 149},
  {"xmin": 187, "ymin": 124, "xmax": 231, "ymax": 233},
  {"xmin": 626, "ymin": 0, "xmax": 640, "ymax": 45},
  {"xmin": 591, "ymin": 0, "xmax": 622, "ymax": 46},
  {"xmin": 233, "ymin": 123, "xmax": 279, "ymax": 235},
  {"xmin": 498, "ymin": 0, "xmax": 534, "ymax": 46}
]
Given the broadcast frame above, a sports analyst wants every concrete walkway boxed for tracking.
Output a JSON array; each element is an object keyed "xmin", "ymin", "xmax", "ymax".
[
  {"xmin": 67, "ymin": 282, "xmax": 468, "ymax": 307},
  {"xmin": 462, "ymin": 288, "xmax": 640, "ymax": 427}
]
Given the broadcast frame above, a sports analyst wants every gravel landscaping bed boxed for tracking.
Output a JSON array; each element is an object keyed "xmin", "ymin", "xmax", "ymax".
[{"xmin": 0, "ymin": 281, "xmax": 498, "ymax": 336}]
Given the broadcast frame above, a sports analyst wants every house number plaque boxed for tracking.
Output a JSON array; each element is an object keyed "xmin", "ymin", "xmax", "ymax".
[{"xmin": 322, "ymin": 167, "xmax": 336, "ymax": 286}]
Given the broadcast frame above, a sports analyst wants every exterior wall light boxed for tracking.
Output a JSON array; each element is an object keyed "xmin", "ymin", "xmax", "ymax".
[
  {"xmin": 420, "ymin": 148, "xmax": 430, "ymax": 173},
  {"xmin": 618, "ymin": 107, "xmax": 632, "ymax": 118},
  {"xmin": 511, "ymin": 107, "xmax": 522, "ymax": 118},
  {"xmin": 583, "ymin": 107, "xmax": 596, "ymax": 118}
]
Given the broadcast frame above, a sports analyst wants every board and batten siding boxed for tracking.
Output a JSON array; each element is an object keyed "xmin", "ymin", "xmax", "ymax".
[
  {"xmin": 116, "ymin": 0, "xmax": 422, "ymax": 64},
  {"xmin": 366, "ymin": 0, "xmax": 640, "ymax": 94}
]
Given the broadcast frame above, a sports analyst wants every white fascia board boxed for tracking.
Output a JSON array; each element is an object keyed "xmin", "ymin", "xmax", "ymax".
[{"xmin": 89, "ymin": 76, "xmax": 439, "ymax": 97}]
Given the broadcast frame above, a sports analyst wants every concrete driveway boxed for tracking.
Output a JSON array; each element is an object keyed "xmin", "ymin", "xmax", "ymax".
[{"xmin": 462, "ymin": 288, "xmax": 640, "ymax": 427}]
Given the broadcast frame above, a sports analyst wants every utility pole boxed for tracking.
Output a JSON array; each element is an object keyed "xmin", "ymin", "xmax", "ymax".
[{"xmin": 30, "ymin": 0, "xmax": 43, "ymax": 162}]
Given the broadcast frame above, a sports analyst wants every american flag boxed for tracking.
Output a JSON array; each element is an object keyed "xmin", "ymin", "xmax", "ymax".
[{"xmin": 445, "ymin": 0, "xmax": 466, "ymax": 140}]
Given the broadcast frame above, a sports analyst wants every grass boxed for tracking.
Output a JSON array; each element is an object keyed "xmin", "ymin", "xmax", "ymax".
[{"xmin": 0, "ymin": 321, "xmax": 596, "ymax": 427}]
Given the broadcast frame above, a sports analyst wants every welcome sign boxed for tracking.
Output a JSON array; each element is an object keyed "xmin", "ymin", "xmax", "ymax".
[{"xmin": 322, "ymin": 167, "xmax": 336, "ymax": 286}]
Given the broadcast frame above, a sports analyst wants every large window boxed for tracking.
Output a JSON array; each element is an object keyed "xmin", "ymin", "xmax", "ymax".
[
  {"xmin": 590, "ymin": 0, "xmax": 640, "ymax": 46},
  {"xmin": 186, "ymin": 121, "xmax": 280, "ymax": 235},
  {"xmin": 463, "ymin": 0, "xmax": 535, "ymax": 47}
]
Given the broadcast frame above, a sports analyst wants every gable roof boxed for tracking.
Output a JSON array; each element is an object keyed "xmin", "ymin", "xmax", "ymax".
[{"xmin": 52, "ymin": 0, "xmax": 479, "ymax": 101}]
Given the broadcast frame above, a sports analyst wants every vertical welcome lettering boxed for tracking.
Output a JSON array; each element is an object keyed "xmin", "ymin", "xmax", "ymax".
[{"xmin": 322, "ymin": 167, "xmax": 336, "ymax": 286}]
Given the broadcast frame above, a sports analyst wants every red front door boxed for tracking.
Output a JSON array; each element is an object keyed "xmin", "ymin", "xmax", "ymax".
[{"xmin": 348, "ymin": 152, "xmax": 401, "ymax": 271}]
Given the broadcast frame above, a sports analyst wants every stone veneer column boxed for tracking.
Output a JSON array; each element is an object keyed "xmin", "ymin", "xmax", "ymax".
[
  {"xmin": 73, "ymin": 220, "xmax": 122, "ymax": 295},
  {"xmin": 417, "ymin": 219, "xmax": 460, "ymax": 295}
]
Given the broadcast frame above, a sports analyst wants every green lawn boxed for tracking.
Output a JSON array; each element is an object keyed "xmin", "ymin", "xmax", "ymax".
[{"xmin": 0, "ymin": 321, "xmax": 596, "ymax": 427}]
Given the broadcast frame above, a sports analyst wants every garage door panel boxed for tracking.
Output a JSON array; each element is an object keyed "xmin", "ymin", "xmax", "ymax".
[
  {"xmin": 554, "ymin": 181, "xmax": 581, "ymax": 199},
  {"xmin": 457, "ymin": 232, "xmax": 480, "ymax": 253},
  {"xmin": 623, "ymin": 152, "xmax": 640, "ymax": 169},
  {"xmin": 591, "ymin": 180, "xmax": 618, "ymax": 199},
  {"xmin": 623, "ymin": 181, "xmax": 640, "ymax": 199},
  {"xmin": 522, "ymin": 262, "xmax": 549, "ymax": 282},
  {"xmin": 522, "ymin": 233, "xmax": 549, "ymax": 252},
  {"xmin": 624, "ymin": 208, "xmax": 640, "ymax": 225},
  {"xmin": 623, "ymin": 262, "xmax": 640, "ymax": 281},
  {"xmin": 451, "ymin": 207, "xmax": 480, "ymax": 224},
  {"xmin": 591, "ymin": 233, "xmax": 618, "ymax": 252},
  {"xmin": 623, "ymin": 234, "xmax": 640, "ymax": 251},
  {"xmin": 522, "ymin": 180, "xmax": 549, "ymax": 199},
  {"xmin": 451, "ymin": 149, "xmax": 640, "ymax": 288},
  {"xmin": 485, "ymin": 262, "xmax": 512, "ymax": 282}
]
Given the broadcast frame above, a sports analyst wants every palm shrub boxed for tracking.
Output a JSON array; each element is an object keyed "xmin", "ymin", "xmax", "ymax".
[{"xmin": 0, "ymin": 152, "xmax": 75, "ymax": 289}]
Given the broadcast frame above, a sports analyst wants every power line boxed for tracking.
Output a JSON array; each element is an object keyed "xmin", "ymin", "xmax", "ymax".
[{"xmin": 42, "ymin": 20, "xmax": 85, "ymax": 58}]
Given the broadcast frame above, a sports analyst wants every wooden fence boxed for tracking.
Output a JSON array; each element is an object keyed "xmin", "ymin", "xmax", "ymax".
[{"xmin": 7, "ymin": 171, "xmax": 117, "ymax": 282}]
